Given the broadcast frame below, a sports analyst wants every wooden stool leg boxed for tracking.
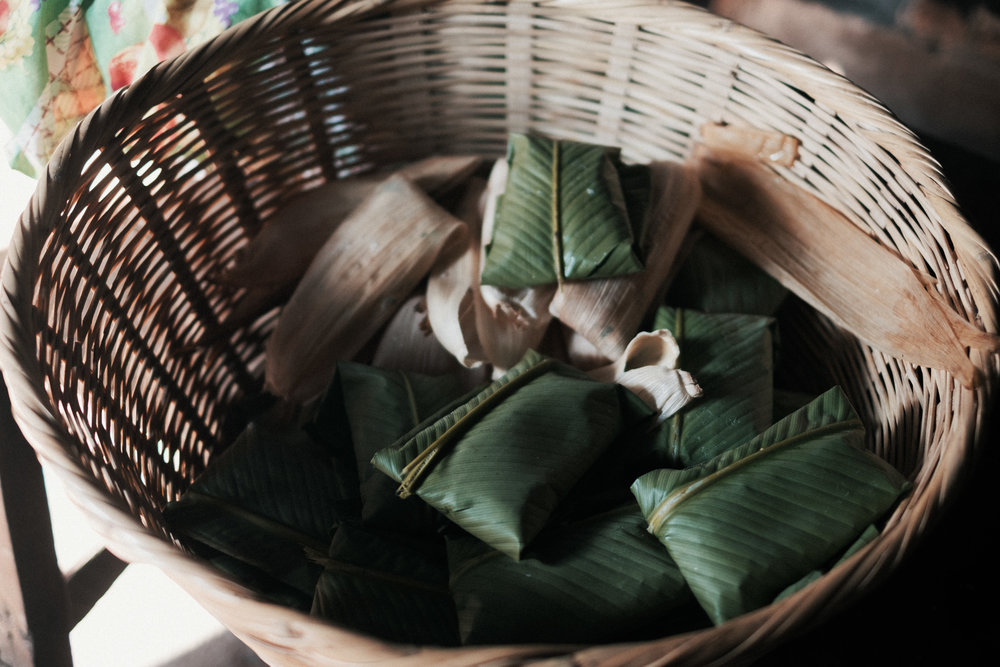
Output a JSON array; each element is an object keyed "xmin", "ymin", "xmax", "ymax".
[{"xmin": 1, "ymin": 376, "xmax": 73, "ymax": 667}]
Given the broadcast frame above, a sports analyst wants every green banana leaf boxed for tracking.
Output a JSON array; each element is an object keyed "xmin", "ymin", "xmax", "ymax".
[
  {"xmin": 618, "ymin": 161, "xmax": 654, "ymax": 247},
  {"xmin": 665, "ymin": 230, "xmax": 788, "ymax": 316},
  {"xmin": 313, "ymin": 361, "xmax": 480, "ymax": 533},
  {"xmin": 179, "ymin": 541, "xmax": 317, "ymax": 611},
  {"xmin": 632, "ymin": 386, "xmax": 860, "ymax": 513},
  {"xmin": 647, "ymin": 306, "xmax": 775, "ymax": 467},
  {"xmin": 163, "ymin": 420, "xmax": 355, "ymax": 600},
  {"xmin": 447, "ymin": 503, "xmax": 704, "ymax": 645},
  {"xmin": 480, "ymin": 134, "xmax": 647, "ymax": 288},
  {"xmin": 311, "ymin": 524, "xmax": 459, "ymax": 646},
  {"xmin": 372, "ymin": 349, "xmax": 654, "ymax": 559},
  {"xmin": 773, "ymin": 523, "xmax": 881, "ymax": 603},
  {"xmin": 631, "ymin": 387, "xmax": 910, "ymax": 625}
]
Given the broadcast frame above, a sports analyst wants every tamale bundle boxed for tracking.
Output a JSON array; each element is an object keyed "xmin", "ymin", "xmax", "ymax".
[
  {"xmin": 633, "ymin": 387, "xmax": 910, "ymax": 625},
  {"xmin": 371, "ymin": 349, "xmax": 655, "ymax": 560}
]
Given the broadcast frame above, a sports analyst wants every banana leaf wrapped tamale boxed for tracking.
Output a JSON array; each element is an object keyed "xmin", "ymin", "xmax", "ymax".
[
  {"xmin": 446, "ymin": 503, "xmax": 702, "ymax": 645},
  {"xmin": 632, "ymin": 387, "xmax": 910, "ymax": 625},
  {"xmin": 371, "ymin": 349, "xmax": 656, "ymax": 559},
  {"xmin": 480, "ymin": 133, "xmax": 646, "ymax": 289},
  {"xmin": 312, "ymin": 524, "xmax": 460, "ymax": 646},
  {"xmin": 163, "ymin": 419, "xmax": 357, "ymax": 608},
  {"xmin": 312, "ymin": 361, "xmax": 481, "ymax": 534},
  {"xmin": 646, "ymin": 306, "xmax": 776, "ymax": 467}
]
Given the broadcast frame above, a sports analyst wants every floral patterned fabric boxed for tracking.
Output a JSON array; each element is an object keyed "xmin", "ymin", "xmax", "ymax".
[{"xmin": 0, "ymin": 0, "xmax": 290, "ymax": 176}]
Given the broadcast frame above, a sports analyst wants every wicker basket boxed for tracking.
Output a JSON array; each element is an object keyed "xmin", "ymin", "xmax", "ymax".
[{"xmin": 2, "ymin": 0, "xmax": 997, "ymax": 664}]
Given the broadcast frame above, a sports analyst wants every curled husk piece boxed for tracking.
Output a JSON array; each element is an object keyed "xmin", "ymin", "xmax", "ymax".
[
  {"xmin": 371, "ymin": 293, "xmax": 488, "ymax": 387},
  {"xmin": 550, "ymin": 160, "xmax": 701, "ymax": 362},
  {"xmin": 424, "ymin": 177, "xmax": 489, "ymax": 368},
  {"xmin": 220, "ymin": 155, "xmax": 482, "ymax": 290},
  {"xmin": 264, "ymin": 175, "xmax": 468, "ymax": 403},
  {"xmin": 590, "ymin": 329, "xmax": 701, "ymax": 421}
]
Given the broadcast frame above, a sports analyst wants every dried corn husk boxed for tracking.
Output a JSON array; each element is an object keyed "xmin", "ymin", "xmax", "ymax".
[
  {"xmin": 264, "ymin": 175, "xmax": 468, "ymax": 403},
  {"xmin": 561, "ymin": 326, "xmax": 613, "ymax": 371},
  {"xmin": 476, "ymin": 158, "xmax": 556, "ymax": 372},
  {"xmin": 220, "ymin": 178, "xmax": 376, "ymax": 290},
  {"xmin": 371, "ymin": 294, "xmax": 460, "ymax": 375},
  {"xmin": 371, "ymin": 293, "xmax": 491, "ymax": 389},
  {"xmin": 549, "ymin": 161, "xmax": 700, "ymax": 361},
  {"xmin": 699, "ymin": 122, "xmax": 800, "ymax": 168},
  {"xmin": 395, "ymin": 155, "xmax": 483, "ymax": 193},
  {"xmin": 424, "ymin": 178, "xmax": 489, "ymax": 368},
  {"xmin": 220, "ymin": 155, "xmax": 481, "ymax": 290},
  {"xmin": 590, "ymin": 329, "xmax": 701, "ymax": 421},
  {"xmin": 693, "ymin": 151, "xmax": 999, "ymax": 387}
]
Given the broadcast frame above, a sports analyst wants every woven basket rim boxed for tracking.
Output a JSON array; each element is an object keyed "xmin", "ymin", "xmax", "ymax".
[{"xmin": 1, "ymin": 1, "xmax": 997, "ymax": 664}]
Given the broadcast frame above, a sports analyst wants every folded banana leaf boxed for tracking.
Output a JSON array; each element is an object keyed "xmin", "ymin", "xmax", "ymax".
[
  {"xmin": 163, "ymin": 420, "xmax": 356, "ymax": 601},
  {"xmin": 632, "ymin": 386, "xmax": 858, "ymax": 509},
  {"xmin": 646, "ymin": 306, "xmax": 775, "ymax": 467},
  {"xmin": 372, "ymin": 349, "xmax": 654, "ymax": 559},
  {"xmin": 631, "ymin": 387, "xmax": 910, "ymax": 624},
  {"xmin": 773, "ymin": 523, "xmax": 880, "ymax": 603},
  {"xmin": 664, "ymin": 230, "xmax": 789, "ymax": 317},
  {"xmin": 312, "ymin": 361, "xmax": 481, "ymax": 533},
  {"xmin": 480, "ymin": 134, "xmax": 646, "ymax": 289},
  {"xmin": 311, "ymin": 524, "xmax": 459, "ymax": 646},
  {"xmin": 447, "ymin": 503, "xmax": 702, "ymax": 645}
]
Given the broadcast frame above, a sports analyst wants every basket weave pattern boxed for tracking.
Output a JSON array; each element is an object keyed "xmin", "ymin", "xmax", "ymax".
[{"xmin": 2, "ymin": 1, "xmax": 997, "ymax": 664}]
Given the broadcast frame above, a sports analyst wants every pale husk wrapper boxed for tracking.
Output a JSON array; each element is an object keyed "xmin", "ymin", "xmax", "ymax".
[
  {"xmin": 220, "ymin": 155, "xmax": 481, "ymax": 290},
  {"xmin": 372, "ymin": 293, "xmax": 492, "ymax": 389},
  {"xmin": 264, "ymin": 175, "xmax": 468, "ymax": 403},
  {"xmin": 424, "ymin": 178, "xmax": 489, "ymax": 368},
  {"xmin": 693, "ymin": 150, "xmax": 999, "ymax": 387},
  {"xmin": 699, "ymin": 122, "xmax": 800, "ymax": 168},
  {"xmin": 589, "ymin": 329, "xmax": 702, "ymax": 421}
]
